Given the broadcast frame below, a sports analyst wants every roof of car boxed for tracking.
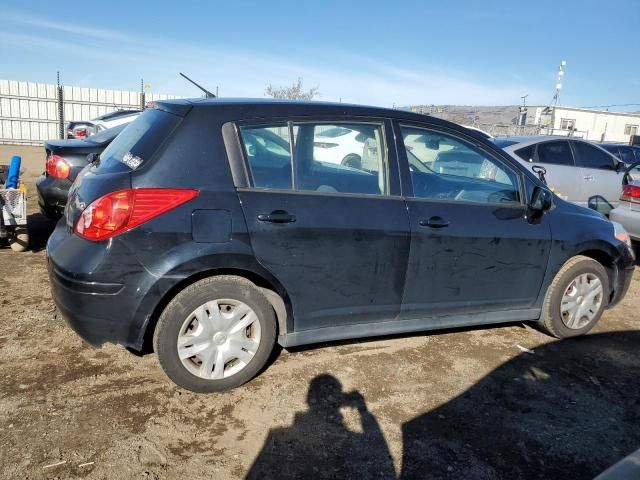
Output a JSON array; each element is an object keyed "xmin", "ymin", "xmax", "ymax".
[{"xmin": 151, "ymin": 98, "xmax": 491, "ymax": 140}]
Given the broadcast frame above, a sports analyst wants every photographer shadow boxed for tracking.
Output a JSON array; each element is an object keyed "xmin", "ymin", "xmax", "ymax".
[
  {"xmin": 245, "ymin": 374, "xmax": 397, "ymax": 479},
  {"xmin": 247, "ymin": 330, "xmax": 640, "ymax": 479}
]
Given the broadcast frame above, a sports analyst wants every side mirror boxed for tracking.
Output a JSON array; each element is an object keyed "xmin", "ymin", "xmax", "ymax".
[
  {"xmin": 615, "ymin": 161, "xmax": 625, "ymax": 173},
  {"xmin": 530, "ymin": 186, "xmax": 553, "ymax": 212}
]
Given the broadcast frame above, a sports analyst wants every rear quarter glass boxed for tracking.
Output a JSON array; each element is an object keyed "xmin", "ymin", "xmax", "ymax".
[{"xmin": 93, "ymin": 108, "xmax": 182, "ymax": 174}]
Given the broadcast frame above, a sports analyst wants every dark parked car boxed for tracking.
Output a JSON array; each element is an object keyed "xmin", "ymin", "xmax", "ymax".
[
  {"xmin": 47, "ymin": 99, "xmax": 636, "ymax": 393},
  {"xmin": 36, "ymin": 124, "xmax": 128, "ymax": 219},
  {"xmin": 600, "ymin": 143, "xmax": 640, "ymax": 165}
]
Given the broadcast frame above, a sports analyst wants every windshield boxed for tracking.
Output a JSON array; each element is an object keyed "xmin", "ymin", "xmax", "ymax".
[
  {"xmin": 93, "ymin": 108, "xmax": 181, "ymax": 173},
  {"xmin": 316, "ymin": 127, "xmax": 352, "ymax": 138},
  {"xmin": 85, "ymin": 123, "xmax": 128, "ymax": 144}
]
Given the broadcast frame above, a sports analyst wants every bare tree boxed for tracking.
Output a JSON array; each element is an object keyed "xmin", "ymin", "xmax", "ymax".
[{"xmin": 265, "ymin": 77, "xmax": 320, "ymax": 100}]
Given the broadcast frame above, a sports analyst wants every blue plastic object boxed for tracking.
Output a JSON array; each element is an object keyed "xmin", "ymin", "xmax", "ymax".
[{"xmin": 5, "ymin": 155, "xmax": 21, "ymax": 189}]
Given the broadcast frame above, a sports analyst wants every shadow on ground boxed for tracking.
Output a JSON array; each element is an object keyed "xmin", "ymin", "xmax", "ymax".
[
  {"xmin": 247, "ymin": 331, "xmax": 640, "ymax": 479},
  {"xmin": 26, "ymin": 212, "xmax": 56, "ymax": 252}
]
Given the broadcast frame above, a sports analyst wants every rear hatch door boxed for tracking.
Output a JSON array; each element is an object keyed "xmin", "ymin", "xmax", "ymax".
[{"xmin": 65, "ymin": 107, "xmax": 185, "ymax": 229}]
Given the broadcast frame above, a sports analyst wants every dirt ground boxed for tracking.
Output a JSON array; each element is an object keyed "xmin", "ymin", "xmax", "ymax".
[{"xmin": 1, "ymin": 145, "xmax": 639, "ymax": 479}]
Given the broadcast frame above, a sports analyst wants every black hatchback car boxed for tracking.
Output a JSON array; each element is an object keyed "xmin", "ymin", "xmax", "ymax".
[
  {"xmin": 36, "ymin": 123, "xmax": 128, "ymax": 219},
  {"xmin": 47, "ymin": 99, "xmax": 636, "ymax": 393}
]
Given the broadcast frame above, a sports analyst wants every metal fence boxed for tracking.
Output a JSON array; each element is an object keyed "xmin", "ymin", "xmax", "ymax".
[{"xmin": 0, "ymin": 79, "xmax": 181, "ymax": 145}]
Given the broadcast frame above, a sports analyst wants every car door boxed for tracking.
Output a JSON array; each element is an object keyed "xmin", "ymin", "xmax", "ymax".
[
  {"xmin": 517, "ymin": 140, "xmax": 582, "ymax": 205},
  {"xmin": 232, "ymin": 119, "xmax": 411, "ymax": 332},
  {"xmin": 570, "ymin": 140, "xmax": 622, "ymax": 214},
  {"xmin": 396, "ymin": 122, "xmax": 552, "ymax": 320}
]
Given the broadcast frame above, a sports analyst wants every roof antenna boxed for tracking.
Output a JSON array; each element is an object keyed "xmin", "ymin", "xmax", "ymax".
[{"xmin": 179, "ymin": 72, "xmax": 216, "ymax": 98}]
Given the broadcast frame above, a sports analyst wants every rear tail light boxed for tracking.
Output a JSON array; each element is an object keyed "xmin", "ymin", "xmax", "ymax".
[
  {"xmin": 46, "ymin": 154, "xmax": 71, "ymax": 179},
  {"xmin": 75, "ymin": 188, "xmax": 199, "ymax": 241},
  {"xmin": 620, "ymin": 184, "xmax": 640, "ymax": 203},
  {"xmin": 313, "ymin": 142, "xmax": 339, "ymax": 149}
]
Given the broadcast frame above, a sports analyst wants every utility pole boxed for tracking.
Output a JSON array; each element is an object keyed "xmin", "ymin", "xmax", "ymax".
[
  {"xmin": 518, "ymin": 94, "xmax": 528, "ymax": 127},
  {"xmin": 56, "ymin": 71, "xmax": 64, "ymax": 139},
  {"xmin": 551, "ymin": 60, "xmax": 566, "ymax": 107}
]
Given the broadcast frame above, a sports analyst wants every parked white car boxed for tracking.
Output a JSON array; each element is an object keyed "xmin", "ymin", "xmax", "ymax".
[
  {"xmin": 67, "ymin": 109, "xmax": 141, "ymax": 139},
  {"xmin": 493, "ymin": 136, "xmax": 626, "ymax": 215},
  {"xmin": 313, "ymin": 126, "xmax": 366, "ymax": 168}
]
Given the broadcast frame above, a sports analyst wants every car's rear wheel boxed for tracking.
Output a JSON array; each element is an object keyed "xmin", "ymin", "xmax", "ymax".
[
  {"xmin": 539, "ymin": 255, "xmax": 609, "ymax": 338},
  {"xmin": 153, "ymin": 276, "xmax": 277, "ymax": 393}
]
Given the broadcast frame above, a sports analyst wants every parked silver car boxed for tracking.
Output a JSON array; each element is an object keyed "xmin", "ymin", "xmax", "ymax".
[
  {"xmin": 493, "ymin": 136, "xmax": 625, "ymax": 215},
  {"xmin": 610, "ymin": 163, "xmax": 640, "ymax": 244}
]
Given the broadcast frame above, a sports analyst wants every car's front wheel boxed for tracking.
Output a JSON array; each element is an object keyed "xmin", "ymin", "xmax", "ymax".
[
  {"xmin": 539, "ymin": 255, "xmax": 609, "ymax": 338},
  {"xmin": 153, "ymin": 276, "xmax": 277, "ymax": 393}
]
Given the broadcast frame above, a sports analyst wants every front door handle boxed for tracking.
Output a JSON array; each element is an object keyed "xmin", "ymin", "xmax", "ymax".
[
  {"xmin": 419, "ymin": 216, "xmax": 449, "ymax": 228},
  {"xmin": 257, "ymin": 211, "xmax": 296, "ymax": 223},
  {"xmin": 583, "ymin": 175, "xmax": 594, "ymax": 181}
]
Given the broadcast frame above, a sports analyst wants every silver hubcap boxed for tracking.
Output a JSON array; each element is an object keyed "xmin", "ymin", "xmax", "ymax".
[
  {"xmin": 177, "ymin": 299, "xmax": 261, "ymax": 380},
  {"xmin": 560, "ymin": 273, "xmax": 603, "ymax": 329}
]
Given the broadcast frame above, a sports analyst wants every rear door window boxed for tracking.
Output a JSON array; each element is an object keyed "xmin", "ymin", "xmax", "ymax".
[
  {"xmin": 94, "ymin": 108, "xmax": 181, "ymax": 174},
  {"xmin": 239, "ymin": 125, "xmax": 293, "ymax": 189},
  {"xmin": 536, "ymin": 141, "xmax": 574, "ymax": 166},
  {"xmin": 572, "ymin": 141, "xmax": 616, "ymax": 170},
  {"xmin": 239, "ymin": 121, "xmax": 389, "ymax": 196}
]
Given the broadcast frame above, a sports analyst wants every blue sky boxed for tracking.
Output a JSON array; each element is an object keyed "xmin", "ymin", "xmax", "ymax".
[{"xmin": 1, "ymin": 0, "xmax": 639, "ymax": 109}]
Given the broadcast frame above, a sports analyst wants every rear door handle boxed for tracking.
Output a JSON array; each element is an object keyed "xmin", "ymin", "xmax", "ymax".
[
  {"xmin": 257, "ymin": 211, "xmax": 296, "ymax": 223},
  {"xmin": 419, "ymin": 216, "xmax": 449, "ymax": 228}
]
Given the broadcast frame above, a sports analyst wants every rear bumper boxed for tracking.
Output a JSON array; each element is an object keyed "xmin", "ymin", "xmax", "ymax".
[
  {"xmin": 610, "ymin": 207, "xmax": 640, "ymax": 241},
  {"xmin": 36, "ymin": 175, "xmax": 71, "ymax": 217},
  {"xmin": 46, "ymin": 223, "xmax": 156, "ymax": 350},
  {"xmin": 48, "ymin": 259, "xmax": 131, "ymax": 347}
]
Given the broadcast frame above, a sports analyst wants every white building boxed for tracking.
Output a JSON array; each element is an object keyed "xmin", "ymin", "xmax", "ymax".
[{"xmin": 527, "ymin": 106, "xmax": 640, "ymax": 143}]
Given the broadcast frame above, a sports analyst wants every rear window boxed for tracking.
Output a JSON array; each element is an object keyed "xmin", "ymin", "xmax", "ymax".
[
  {"xmin": 85, "ymin": 123, "xmax": 127, "ymax": 144},
  {"xmin": 93, "ymin": 109, "xmax": 181, "ymax": 173}
]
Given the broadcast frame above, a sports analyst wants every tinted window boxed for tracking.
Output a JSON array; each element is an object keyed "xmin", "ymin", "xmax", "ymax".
[
  {"xmin": 572, "ymin": 141, "xmax": 615, "ymax": 170},
  {"xmin": 401, "ymin": 126, "xmax": 520, "ymax": 205},
  {"xmin": 634, "ymin": 147, "xmax": 640, "ymax": 162},
  {"xmin": 239, "ymin": 125, "xmax": 292, "ymax": 189},
  {"xmin": 239, "ymin": 122, "xmax": 388, "ymax": 195},
  {"xmin": 297, "ymin": 122, "xmax": 387, "ymax": 195},
  {"xmin": 536, "ymin": 141, "xmax": 574, "ymax": 166},
  {"xmin": 94, "ymin": 109, "xmax": 181, "ymax": 173},
  {"xmin": 514, "ymin": 145, "xmax": 535, "ymax": 162}
]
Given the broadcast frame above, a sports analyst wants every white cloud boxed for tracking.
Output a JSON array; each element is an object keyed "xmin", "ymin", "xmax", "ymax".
[{"xmin": 2, "ymin": 10, "xmax": 130, "ymax": 41}]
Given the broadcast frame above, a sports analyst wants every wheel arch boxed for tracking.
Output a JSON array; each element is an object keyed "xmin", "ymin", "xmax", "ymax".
[
  {"xmin": 574, "ymin": 248, "xmax": 617, "ymax": 301},
  {"xmin": 135, "ymin": 264, "xmax": 292, "ymax": 354}
]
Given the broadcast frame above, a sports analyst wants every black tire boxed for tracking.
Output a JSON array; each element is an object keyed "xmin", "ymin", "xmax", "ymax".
[
  {"xmin": 538, "ymin": 255, "xmax": 609, "ymax": 338},
  {"xmin": 9, "ymin": 227, "xmax": 29, "ymax": 252},
  {"xmin": 153, "ymin": 275, "xmax": 277, "ymax": 393},
  {"xmin": 342, "ymin": 154, "xmax": 362, "ymax": 170}
]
